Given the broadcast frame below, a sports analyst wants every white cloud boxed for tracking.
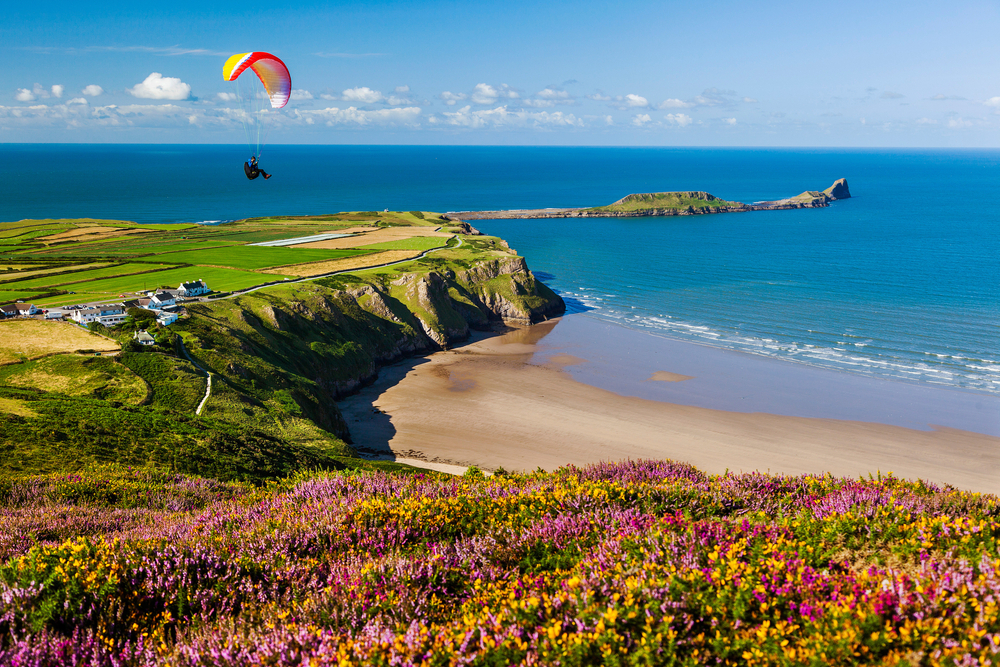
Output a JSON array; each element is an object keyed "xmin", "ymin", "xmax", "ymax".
[
  {"xmin": 523, "ymin": 99, "xmax": 556, "ymax": 108},
  {"xmin": 440, "ymin": 91, "xmax": 466, "ymax": 106},
  {"xmin": 624, "ymin": 94, "xmax": 648, "ymax": 107},
  {"xmin": 386, "ymin": 95, "xmax": 409, "ymax": 105},
  {"xmin": 128, "ymin": 73, "xmax": 192, "ymax": 100},
  {"xmin": 587, "ymin": 93, "xmax": 612, "ymax": 101},
  {"xmin": 880, "ymin": 91, "xmax": 905, "ymax": 99},
  {"xmin": 342, "ymin": 87, "xmax": 384, "ymax": 104},
  {"xmin": 216, "ymin": 92, "xmax": 237, "ymax": 102},
  {"xmin": 947, "ymin": 117, "xmax": 974, "ymax": 128},
  {"xmin": 67, "ymin": 97, "xmax": 88, "ymax": 105},
  {"xmin": 300, "ymin": 106, "xmax": 422, "ymax": 126},
  {"xmin": 536, "ymin": 88, "xmax": 570, "ymax": 100},
  {"xmin": 82, "ymin": 85, "xmax": 104, "ymax": 97},
  {"xmin": 15, "ymin": 88, "xmax": 35, "ymax": 102},
  {"xmin": 50, "ymin": 85, "xmax": 64, "ymax": 98},
  {"xmin": 743, "ymin": 97, "xmax": 758, "ymax": 103},
  {"xmin": 723, "ymin": 117, "xmax": 736, "ymax": 125},
  {"xmin": 604, "ymin": 115, "xmax": 614, "ymax": 125},
  {"xmin": 658, "ymin": 98, "xmax": 693, "ymax": 109},
  {"xmin": 290, "ymin": 89, "xmax": 314, "ymax": 101},
  {"xmin": 395, "ymin": 85, "xmax": 410, "ymax": 93},
  {"xmin": 470, "ymin": 84, "xmax": 499, "ymax": 105},
  {"xmin": 632, "ymin": 113, "xmax": 652, "ymax": 126},
  {"xmin": 432, "ymin": 105, "xmax": 582, "ymax": 129},
  {"xmin": 665, "ymin": 113, "xmax": 693, "ymax": 126},
  {"xmin": 984, "ymin": 97, "xmax": 1000, "ymax": 107},
  {"xmin": 915, "ymin": 117, "xmax": 937, "ymax": 125},
  {"xmin": 932, "ymin": 94, "xmax": 966, "ymax": 101}
]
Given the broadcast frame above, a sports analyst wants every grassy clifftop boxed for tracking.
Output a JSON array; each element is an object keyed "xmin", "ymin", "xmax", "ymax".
[
  {"xmin": 588, "ymin": 190, "xmax": 743, "ymax": 213},
  {"xmin": 0, "ymin": 214, "xmax": 563, "ymax": 481}
]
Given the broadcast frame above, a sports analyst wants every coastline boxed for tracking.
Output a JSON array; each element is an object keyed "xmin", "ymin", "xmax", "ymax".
[{"xmin": 339, "ymin": 314, "xmax": 1000, "ymax": 493}]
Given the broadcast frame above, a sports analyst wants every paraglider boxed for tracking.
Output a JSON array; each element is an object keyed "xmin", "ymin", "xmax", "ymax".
[
  {"xmin": 223, "ymin": 52, "xmax": 290, "ymax": 181},
  {"xmin": 244, "ymin": 155, "xmax": 271, "ymax": 180}
]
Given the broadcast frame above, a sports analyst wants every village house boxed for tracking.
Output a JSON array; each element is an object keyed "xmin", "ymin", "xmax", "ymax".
[
  {"xmin": 69, "ymin": 305, "xmax": 126, "ymax": 326},
  {"xmin": 177, "ymin": 279, "xmax": 210, "ymax": 297},
  {"xmin": 134, "ymin": 330, "xmax": 155, "ymax": 346},
  {"xmin": 122, "ymin": 297, "xmax": 153, "ymax": 310},
  {"xmin": 148, "ymin": 292, "xmax": 176, "ymax": 309},
  {"xmin": 0, "ymin": 303, "xmax": 38, "ymax": 318},
  {"xmin": 157, "ymin": 311, "xmax": 179, "ymax": 326}
]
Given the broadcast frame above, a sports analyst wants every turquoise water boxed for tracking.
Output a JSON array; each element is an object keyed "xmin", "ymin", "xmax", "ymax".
[{"xmin": 2, "ymin": 145, "xmax": 997, "ymax": 394}]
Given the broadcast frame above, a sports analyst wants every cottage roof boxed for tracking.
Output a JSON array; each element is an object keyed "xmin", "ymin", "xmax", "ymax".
[
  {"xmin": 151, "ymin": 292, "xmax": 173, "ymax": 301},
  {"xmin": 180, "ymin": 280, "xmax": 206, "ymax": 290}
]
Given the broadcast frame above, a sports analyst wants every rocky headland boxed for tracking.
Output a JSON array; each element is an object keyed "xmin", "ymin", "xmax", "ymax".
[{"xmin": 445, "ymin": 178, "xmax": 851, "ymax": 221}]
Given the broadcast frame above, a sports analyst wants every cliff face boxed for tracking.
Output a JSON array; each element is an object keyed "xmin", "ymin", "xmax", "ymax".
[{"xmin": 177, "ymin": 257, "xmax": 564, "ymax": 443}]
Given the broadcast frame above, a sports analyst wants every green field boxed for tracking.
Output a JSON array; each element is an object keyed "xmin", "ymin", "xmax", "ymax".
[
  {"xmin": 0, "ymin": 262, "xmax": 176, "ymax": 291},
  {"xmin": 0, "ymin": 262, "xmax": 111, "ymax": 281},
  {"xmin": 56, "ymin": 265, "xmax": 293, "ymax": 295},
  {"xmin": 152, "ymin": 245, "xmax": 373, "ymax": 270},
  {"xmin": 0, "ymin": 290, "xmax": 47, "ymax": 302},
  {"xmin": 32, "ymin": 292, "xmax": 125, "ymax": 307},
  {"xmin": 357, "ymin": 236, "xmax": 449, "ymax": 251}
]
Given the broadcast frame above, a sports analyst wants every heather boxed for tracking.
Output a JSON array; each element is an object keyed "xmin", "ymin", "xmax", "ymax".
[{"xmin": 1, "ymin": 461, "xmax": 999, "ymax": 666}]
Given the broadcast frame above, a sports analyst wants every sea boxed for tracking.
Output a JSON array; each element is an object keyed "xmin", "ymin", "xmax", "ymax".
[{"xmin": 2, "ymin": 144, "xmax": 998, "ymax": 404}]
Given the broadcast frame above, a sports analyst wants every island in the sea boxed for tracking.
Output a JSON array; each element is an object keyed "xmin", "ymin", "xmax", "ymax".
[{"xmin": 445, "ymin": 177, "xmax": 851, "ymax": 221}]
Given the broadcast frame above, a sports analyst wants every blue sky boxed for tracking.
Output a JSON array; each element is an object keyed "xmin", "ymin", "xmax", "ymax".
[{"xmin": 4, "ymin": 0, "xmax": 1000, "ymax": 146}]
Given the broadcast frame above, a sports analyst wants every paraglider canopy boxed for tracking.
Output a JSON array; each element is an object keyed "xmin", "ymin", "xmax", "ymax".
[{"xmin": 223, "ymin": 52, "xmax": 291, "ymax": 158}]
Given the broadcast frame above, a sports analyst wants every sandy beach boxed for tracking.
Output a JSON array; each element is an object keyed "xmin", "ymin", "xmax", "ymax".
[{"xmin": 339, "ymin": 316, "xmax": 1000, "ymax": 493}]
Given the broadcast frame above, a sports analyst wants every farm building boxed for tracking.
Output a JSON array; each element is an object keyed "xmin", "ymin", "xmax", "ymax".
[
  {"xmin": 134, "ymin": 330, "xmax": 155, "ymax": 346},
  {"xmin": 177, "ymin": 279, "xmax": 210, "ymax": 297},
  {"xmin": 0, "ymin": 303, "xmax": 38, "ymax": 318},
  {"xmin": 70, "ymin": 306, "xmax": 126, "ymax": 326}
]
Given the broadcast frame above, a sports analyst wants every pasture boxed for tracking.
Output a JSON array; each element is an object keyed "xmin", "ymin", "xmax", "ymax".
[
  {"xmin": 0, "ymin": 263, "xmax": 176, "ymax": 291},
  {"xmin": 155, "ymin": 245, "xmax": 373, "ymax": 271},
  {"xmin": 55, "ymin": 265, "xmax": 294, "ymax": 295},
  {"xmin": 0, "ymin": 320, "xmax": 119, "ymax": 363}
]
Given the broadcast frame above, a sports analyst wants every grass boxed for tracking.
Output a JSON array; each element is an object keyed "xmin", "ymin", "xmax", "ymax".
[
  {"xmin": 0, "ymin": 320, "xmax": 119, "ymax": 363},
  {"xmin": 0, "ymin": 396, "xmax": 37, "ymax": 417},
  {"xmin": 0, "ymin": 291, "xmax": 48, "ymax": 303},
  {"xmin": 152, "ymin": 246, "xmax": 374, "ymax": 271},
  {"xmin": 0, "ymin": 263, "xmax": 177, "ymax": 291},
  {"xmin": 0, "ymin": 354, "xmax": 147, "ymax": 404},
  {"xmin": 33, "ymin": 293, "xmax": 123, "ymax": 307},
  {"xmin": 357, "ymin": 236, "xmax": 449, "ymax": 251},
  {"xmin": 56, "ymin": 266, "xmax": 294, "ymax": 295},
  {"xmin": 0, "ymin": 262, "xmax": 112, "ymax": 281},
  {"xmin": 589, "ymin": 191, "xmax": 742, "ymax": 213}
]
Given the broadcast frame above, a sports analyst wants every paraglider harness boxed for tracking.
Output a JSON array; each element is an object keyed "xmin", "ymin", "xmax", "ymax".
[{"xmin": 244, "ymin": 156, "xmax": 270, "ymax": 180}]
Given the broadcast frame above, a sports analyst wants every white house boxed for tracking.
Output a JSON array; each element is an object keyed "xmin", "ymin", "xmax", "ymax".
[
  {"xmin": 122, "ymin": 298, "xmax": 153, "ymax": 311},
  {"xmin": 134, "ymin": 330, "xmax": 155, "ymax": 346},
  {"xmin": 70, "ymin": 306, "xmax": 126, "ymax": 326},
  {"xmin": 157, "ymin": 311, "xmax": 179, "ymax": 326},
  {"xmin": 0, "ymin": 303, "xmax": 38, "ymax": 318},
  {"xmin": 149, "ymin": 292, "xmax": 176, "ymax": 309},
  {"xmin": 177, "ymin": 280, "xmax": 210, "ymax": 297}
]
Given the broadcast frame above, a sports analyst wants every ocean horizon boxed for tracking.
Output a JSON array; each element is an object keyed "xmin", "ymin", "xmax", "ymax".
[{"xmin": 2, "ymin": 144, "xmax": 998, "ymax": 400}]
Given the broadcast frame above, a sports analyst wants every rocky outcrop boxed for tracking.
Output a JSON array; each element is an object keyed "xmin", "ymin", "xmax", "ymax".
[
  {"xmin": 446, "ymin": 179, "xmax": 851, "ymax": 221},
  {"xmin": 823, "ymin": 178, "xmax": 851, "ymax": 200}
]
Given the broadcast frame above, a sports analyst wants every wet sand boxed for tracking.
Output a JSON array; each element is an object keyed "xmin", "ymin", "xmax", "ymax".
[{"xmin": 339, "ymin": 317, "xmax": 1000, "ymax": 493}]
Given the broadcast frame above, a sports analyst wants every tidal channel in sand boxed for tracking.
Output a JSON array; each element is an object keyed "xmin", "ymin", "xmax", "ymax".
[{"xmin": 338, "ymin": 315, "xmax": 1000, "ymax": 493}]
